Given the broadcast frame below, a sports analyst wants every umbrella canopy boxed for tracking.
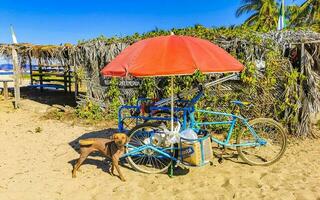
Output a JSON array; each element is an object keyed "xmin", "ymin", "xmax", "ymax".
[
  {"xmin": 101, "ymin": 34, "xmax": 244, "ymax": 136},
  {"xmin": 101, "ymin": 35, "xmax": 244, "ymax": 77}
]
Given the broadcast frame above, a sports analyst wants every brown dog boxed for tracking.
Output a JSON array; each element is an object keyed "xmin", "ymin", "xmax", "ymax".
[{"xmin": 72, "ymin": 133, "xmax": 128, "ymax": 181}]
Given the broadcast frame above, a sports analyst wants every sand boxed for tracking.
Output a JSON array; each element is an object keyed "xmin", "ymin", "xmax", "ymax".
[{"xmin": 0, "ymin": 99, "xmax": 319, "ymax": 200}]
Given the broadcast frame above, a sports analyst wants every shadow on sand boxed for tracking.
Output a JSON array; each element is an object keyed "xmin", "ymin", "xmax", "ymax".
[
  {"xmin": 67, "ymin": 130, "xmax": 250, "ymax": 177},
  {"xmin": 67, "ymin": 128, "xmax": 192, "ymax": 177},
  {"xmin": 68, "ymin": 128, "xmax": 122, "ymax": 176},
  {"xmin": 20, "ymin": 87, "xmax": 78, "ymax": 107},
  {"xmin": 212, "ymin": 147, "xmax": 248, "ymax": 165}
]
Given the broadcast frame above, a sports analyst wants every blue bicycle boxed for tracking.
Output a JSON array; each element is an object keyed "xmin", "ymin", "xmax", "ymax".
[{"xmin": 120, "ymin": 86, "xmax": 287, "ymax": 174}]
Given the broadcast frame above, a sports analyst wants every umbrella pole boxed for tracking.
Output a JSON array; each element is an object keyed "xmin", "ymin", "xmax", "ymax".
[
  {"xmin": 169, "ymin": 76, "xmax": 174, "ymax": 178},
  {"xmin": 170, "ymin": 76, "xmax": 174, "ymax": 133}
]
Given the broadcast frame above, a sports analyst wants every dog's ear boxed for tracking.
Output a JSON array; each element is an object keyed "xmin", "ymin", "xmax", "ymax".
[{"xmin": 112, "ymin": 134, "xmax": 117, "ymax": 140}]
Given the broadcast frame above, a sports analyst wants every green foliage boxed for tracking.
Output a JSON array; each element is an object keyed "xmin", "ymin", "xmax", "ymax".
[
  {"xmin": 264, "ymin": 50, "xmax": 282, "ymax": 87},
  {"xmin": 105, "ymin": 78, "xmax": 122, "ymax": 118},
  {"xmin": 236, "ymin": 0, "xmax": 279, "ymax": 31},
  {"xmin": 79, "ymin": 25, "xmax": 265, "ymax": 46},
  {"xmin": 289, "ymin": 0, "xmax": 320, "ymax": 30},
  {"xmin": 241, "ymin": 61, "xmax": 258, "ymax": 86},
  {"xmin": 76, "ymin": 100, "xmax": 105, "ymax": 120},
  {"xmin": 139, "ymin": 78, "xmax": 157, "ymax": 97},
  {"xmin": 235, "ymin": 0, "xmax": 319, "ymax": 33},
  {"xmin": 47, "ymin": 109, "xmax": 64, "ymax": 120},
  {"xmin": 74, "ymin": 66, "xmax": 86, "ymax": 84},
  {"xmin": 278, "ymin": 69, "xmax": 306, "ymax": 125}
]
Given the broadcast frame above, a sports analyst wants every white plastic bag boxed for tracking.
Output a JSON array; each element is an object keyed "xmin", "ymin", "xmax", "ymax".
[
  {"xmin": 160, "ymin": 122, "xmax": 181, "ymax": 145},
  {"xmin": 179, "ymin": 129, "xmax": 198, "ymax": 140}
]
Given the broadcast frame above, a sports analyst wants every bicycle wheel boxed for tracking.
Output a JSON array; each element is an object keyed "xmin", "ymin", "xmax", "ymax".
[
  {"xmin": 126, "ymin": 122, "xmax": 173, "ymax": 173},
  {"xmin": 236, "ymin": 118, "xmax": 287, "ymax": 166},
  {"xmin": 120, "ymin": 109, "xmax": 144, "ymax": 131}
]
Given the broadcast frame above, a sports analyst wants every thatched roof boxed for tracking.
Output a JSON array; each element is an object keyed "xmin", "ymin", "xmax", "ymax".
[
  {"xmin": 1, "ymin": 29, "xmax": 320, "ymax": 137},
  {"xmin": 1, "ymin": 30, "xmax": 318, "ymax": 67}
]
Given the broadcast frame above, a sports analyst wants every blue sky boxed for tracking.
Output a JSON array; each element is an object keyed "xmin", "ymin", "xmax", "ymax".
[{"xmin": 0, "ymin": 0, "xmax": 304, "ymax": 45}]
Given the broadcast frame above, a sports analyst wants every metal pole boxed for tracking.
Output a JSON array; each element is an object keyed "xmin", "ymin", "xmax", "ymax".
[
  {"xmin": 169, "ymin": 76, "xmax": 174, "ymax": 178},
  {"xmin": 171, "ymin": 76, "xmax": 174, "ymax": 132}
]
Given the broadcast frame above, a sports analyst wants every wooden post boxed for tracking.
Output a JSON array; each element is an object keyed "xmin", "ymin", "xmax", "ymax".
[
  {"xmin": 74, "ymin": 69, "xmax": 79, "ymax": 98},
  {"xmin": 68, "ymin": 66, "xmax": 72, "ymax": 93},
  {"xmin": 28, "ymin": 55, "xmax": 33, "ymax": 85},
  {"xmin": 301, "ymin": 43, "xmax": 305, "ymax": 69},
  {"xmin": 12, "ymin": 46, "xmax": 20, "ymax": 109},
  {"xmin": 3, "ymin": 81, "xmax": 8, "ymax": 100},
  {"xmin": 38, "ymin": 59, "xmax": 43, "ymax": 92},
  {"xmin": 63, "ymin": 70, "xmax": 67, "ymax": 93}
]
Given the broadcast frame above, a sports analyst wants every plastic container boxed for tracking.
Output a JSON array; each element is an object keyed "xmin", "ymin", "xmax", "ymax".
[{"xmin": 178, "ymin": 133, "xmax": 213, "ymax": 166}]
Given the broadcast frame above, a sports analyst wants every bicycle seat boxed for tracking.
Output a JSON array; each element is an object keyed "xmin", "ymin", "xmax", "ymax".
[{"xmin": 231, "ymin": 100, "xmax": 252, "ymax": 107}]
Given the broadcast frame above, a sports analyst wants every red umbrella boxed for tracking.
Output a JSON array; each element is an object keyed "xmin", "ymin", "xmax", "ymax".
[
  {"xmin": 101, "ymin": 35, "xmax": 244, "ymax": 77},
  {"xmin": 101, "ymin": 34, "xmax": 244, "ymax": 132}
]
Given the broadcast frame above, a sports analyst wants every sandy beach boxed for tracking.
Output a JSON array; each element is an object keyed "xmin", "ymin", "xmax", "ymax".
[{"xmin": 0, "ymin": 99, "xmax": 319, "ymax": 200}]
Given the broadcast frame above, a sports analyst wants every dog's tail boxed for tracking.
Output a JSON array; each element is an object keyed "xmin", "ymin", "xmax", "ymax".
[{"xmin": 79, "ymin": 139, "xmax": 95, "ymax": 146}]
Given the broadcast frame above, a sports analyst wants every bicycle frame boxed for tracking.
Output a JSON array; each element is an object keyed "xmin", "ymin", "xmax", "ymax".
[
  {"xmin": 118, "ymin": 91, "xmax": 203, "ymax": 132},
  {"xmin": 191, "ymin": 109, "xmax": 266, "ymax": 147},
  {"xmin": 119, "ymin": 90, "xmax": 267, "ymax": 163}
]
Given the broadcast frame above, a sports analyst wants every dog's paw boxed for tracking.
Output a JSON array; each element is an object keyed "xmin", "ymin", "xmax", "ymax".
[
  {"xmin": 72, "ymin": 170, "xmax": 76, "ymax": 178},
  {"xmin": 120, "ymin": 177, "xmax": 126, "ymax": 182}
]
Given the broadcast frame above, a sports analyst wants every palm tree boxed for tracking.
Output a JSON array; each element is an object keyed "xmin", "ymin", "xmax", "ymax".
[
  {"xmin": 236, "ymin": 0, "xmax": 279, "ymax": 31},
  {"xmin": 290, "ymin": 0, "xmax": 319, "ymax": 31},
  {"xmin": 285, "ymin": 5, "xmax": 299, "ymax": 26},
  {"xmin": 286, "ymin": 5, "xmax": 300, "ymax": 18}
]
